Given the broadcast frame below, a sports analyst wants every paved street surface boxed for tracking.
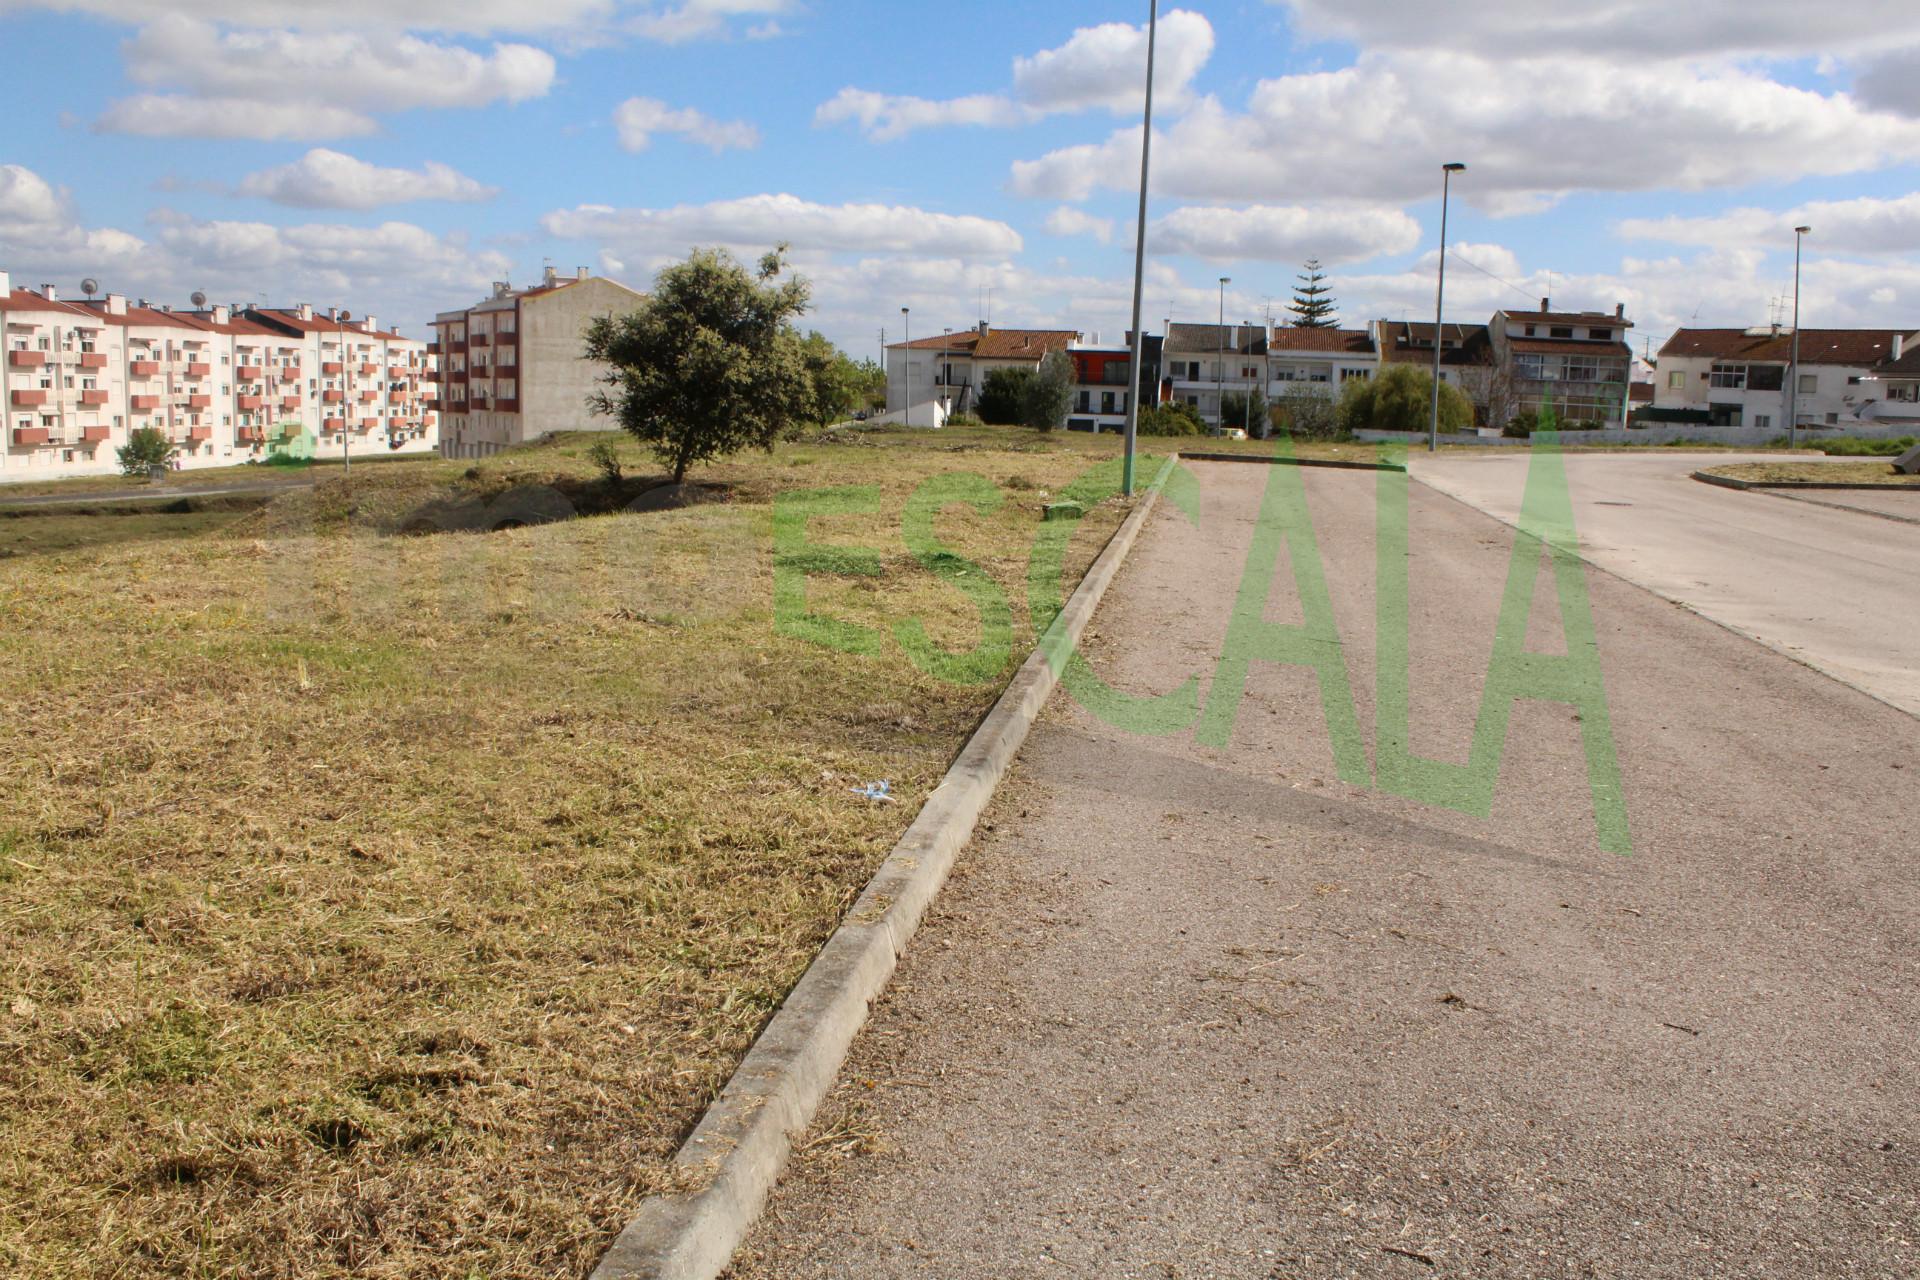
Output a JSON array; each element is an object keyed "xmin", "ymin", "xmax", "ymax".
[
  {"xmin": 1410, "ymin": 450, "xmax": 1920, "ymax": 715},
  {"xmin": 733, "ymin": 460, "xmax": 1918, "ymax": 1279}
]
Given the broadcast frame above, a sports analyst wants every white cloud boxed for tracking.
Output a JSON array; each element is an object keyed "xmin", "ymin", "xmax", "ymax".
[
  {"xmin": 1044, "ymin": 206, "xmax": 1115, "ymax": 245},
  {"xmin": 234, "ymin": 149, "xmax": 497, "ymax": 209},
  {"xmin": 0, "ymin": 163, "xmax": 507, "ymax": 333},
  {"xmin": 1856, "ymin": 47, "xmax": 1920, "ymax": 118},
  {"xmin": 625, "ymin": 0, "xmax": 792, "ymax": 44},
  {"xmin": 1011, "ymin": 9, "xmax": 1213, "ymax": 113},
  {"xmin": 817, "ymin": 9, "xmax": 1213, "ymax": 141},
  {"xmin": 1276, "ymin": 0, "xmax": 1920, "ymax": 59},
  {"xmin": 1149, "ymin": 203, "xmax": 1419, "ymax": 264},
  {"xmin": 813, "ymin": 88, "xmax": 1034, "ymax": 143},
  {"xmin": 542, "ymin": 193, "xmax": 1023, "ymax": 258},
  {"xmin": 613, "ymin": 97, "xmax": 760, "ymax": 152},
  {"xmin": 1012, "ymin": 55, "xmax": 1920, "ymax": 211},
  {"xmin": 1617, "ymin": 194, "xmax": 1920, "ymax": 256},
  {"xmin": 0, "ymin": 1, "xmax": 615, "ymax": 37},
  {"xmin": 95, "ymin": 95, "xmax": 378, "ymax": 140}
]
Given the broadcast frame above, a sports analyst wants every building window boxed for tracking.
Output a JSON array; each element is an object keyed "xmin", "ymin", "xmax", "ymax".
[
  {"xmin": 1824, "ymin": 412, "xmax": 1838, "ymax": 424},
  {"xmin": 1550, "ymin": 327, "xmax": 1573, "ymax": 338},
  {"xmin": 1755, "ymin": 414, "xmax": 1771, "ymax": 429},
  {"xmin": 1710, "ymin": 364, "xmax": 1747, "ymax": 389},
  {"xmin": 1667, "ymin": 370, "xmax": 1685, "ymax": 389},
  {"xmin": 1589, "ymin": 328, "xmax": 1612, "ymax": 340},
  {"xmin": 1799, "ymin": 374, "xmax": 1818, "ymax": 394}
]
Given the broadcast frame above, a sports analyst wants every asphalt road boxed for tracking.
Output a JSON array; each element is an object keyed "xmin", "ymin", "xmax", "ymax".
[
  {"xmin": 1409, "ymin": 451, "xmax": 1920, "ymax": 716},
  {"xmin": 732, "ymin": 459, "xmax": 1919, "ymax": 1279}
]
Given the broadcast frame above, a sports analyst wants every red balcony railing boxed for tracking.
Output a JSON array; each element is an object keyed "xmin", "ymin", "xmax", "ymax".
[
  {"xmin": 321, "ymin": 361, "xmax": 343, "ymax": 375},
  {"xmin": 79, "ymin": 389, "xmax": 110, "ymax": 406},
  {"xmin": 187, "ymin": 394, "xmax": 211, "ymax": 409},
  {"xmin": 237, "ymin": 395, "xmax": 263, "ymax": 410},
  {"xmin": 130, "ymin": 394, "xmax": 159, "ymax": 410},
  {"xmin": 188, "ymin": 426, "xmax": 211, "ymax": 441},
  {"xmin": 8, "ymin": 350, "xmax": 44, "ymax": 368},
  {"xmin": 184, "ymin": 362, "xmax": 211, "ymax": 378},
  {"xmin": 469, "ymin": 332, "xmax": 491, "ymax": 347},
  {"xmin": 130, "ymin": 360, "xmax": 160, "ymax": 377},
  {"xmin": 281, "ymin": 395, "xmax": 301, "ymax": 409},
  {"xmin": 78, "ymin": 352, "xmax": 107, "ymax": 368},
  {"xmin": 447, "ymin": 340, "xmax": 467, "ymax": 353},
  {"xmin": 323, "ymin": 389, "xmax": 344, "ymax": 403},
  {"xmin": 495, "ymin": 330, "xmax": 517, "ymax": 346},
  {"xmin": 82, "ymin": 425, "xmax": 111, "ymax": 443},
  {"xmin": 494, "ymin": 398, "xmax": 520, "ymax": 412},
  {"xmin": 236, "ymin": 364, "xmax": 264, "ymax": 380},
  {"xmin": 12, "ymin": 426, "xmax": 50, "ymax": 445},
  {"xmin": 358, "ymin": 389, "xmax": 378, "ymax": 402},
  {"xmin": 10, "ymin": 389, "xmax": 48, "ymax": 407},
  {"xmin": 237, "ymin": 426, "xmax": 265, "ymax": 443}
]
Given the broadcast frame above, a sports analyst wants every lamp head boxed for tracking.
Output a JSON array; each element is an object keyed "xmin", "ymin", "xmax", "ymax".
[
  {"xmin": 1794, "ymin": 225, "xmax": 1811, "ymax": 235},
  {"xmin": 1443, "ymin": 162, "xmax": 1466, "ymax": 172}
]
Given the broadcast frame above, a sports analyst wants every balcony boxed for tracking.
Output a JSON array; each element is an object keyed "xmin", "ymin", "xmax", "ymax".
[
  {"xmin": 8, "ymin": 349, "xmax": 44, "ymax": 368},
  {"xmin": 469, "ymin": 332, "xmax": 491, "ymax": 348},
  {"xmin": 494, "ymin": 398, "xmax": 519, "ymax": 413},
  {"xmin": 80, "ymin": 389, "xmax": 110, "ymax": 406},
  {"xmin": 11, "ymin": 389, "xmax": 48, "ymax": 407},
  {"xmin": 237, "ymin": 395, "xmax": 263, "ymax": 411},
  {"xmin": 130, "ymin": 360, "xmax": 160, "ymax": 377},
  {"xmin": 187, "ymin": 394, "xmax": 211, "ymax": 409},
  {"xmin": 447, "ymin": 340, "xmax": 467, "ymax": 354},
  {"xmin": 322, "ymin": 361, "xmax": 343, "ymax": 375},
  {"xmin": 187, "ymin": 426, "xmax": 211, "ymax": 441},
  {"xmin": 389, "ymin": 365, "xmax": 408, "ymax": 379},
  {"xmin": 237, "ymin": 426, "xmax": 265, "ymax": 443},
  {"xmin": 184, "ymin": 362, "xmax": 211, "ymax": 378},
  {"xmin": 359, "ymin": 363, "xmax": 378, "ymax": 376},
  {"xmin": 279, "ymin": 369, "xmax": 301, "ymax": 383},
  {"xmin": 358, "ymin": 389, "xmax": 378, "ymax": 402},
  {"xmin": 357, "ymin": 417, "xmax": 378, "ymax": 431},
  {"xmin": 495, "ymin": 330, "xmax": 517, "ymax": 346},
  {"xmin": 323, "ymin": 389, "xmax": 345, "ymax": 403},
  {"xmin": 281, "ymin": 395, "xmax": 301, "ymax": 409},
  {"xmin": 387, "ymin": 416, "xmax": 405, "ymax": 429},
  {"xmin": 12, "ymin": 425, "xmax": 50, "ymax": 446},
  {"xmin": 426, "ymin": 342, "xmax": 441, "ymax": 355},
  {"xmin": 448, "ymin": 369, "xmax": 468, "ymax": 383},
  {"xmin": 82, "ymin": 425, "xmax": 111, "ymax": 443},
  {"xmin": 78, "ymin": 352, "xmax": 107, "ymax": 368},
  {"xmin": 424, "ymin": 398, "xmax": 441, "ymax": 411},
  {"xmin": 236, "ymin": 364, "xmax": 264, "ymax": 380},
  {"xmin": 130, "ymin": 394, "xmax": 160, "ymax": 410}
]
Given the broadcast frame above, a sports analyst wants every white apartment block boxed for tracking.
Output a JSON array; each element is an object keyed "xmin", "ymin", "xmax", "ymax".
[
  {"xmin": 1654, "ymin": 326, "xmax": 1920, "ymax": 431},
  {"xmin": 885, "ymin": 323, "xmax": 1082, "ymax": 425},
  {"xmin": 435, "ymin": 267, "xmax": 647, "ymax": 459},
  {"xmin": 1163, "ymin": 323, "xmax": 1267, "ymax": 425},
  {"xmin": 1, "ymin": 268, "xmax": 436, "ymax": 482},
  {"xmin": 1265, "ymin": 327, "xmax": 1378, "ymax": 393}
]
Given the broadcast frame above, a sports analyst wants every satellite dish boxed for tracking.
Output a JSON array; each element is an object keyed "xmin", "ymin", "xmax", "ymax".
[
  {"xmin": 190, "ymin": 291, "xmax": 208, "ymax": 308},
  {"xmin": 339, "ymin": 310, "xmax": 352, "ymax": 323},
  {"xmin": 81, "ymin": 278, "xmax": 99, "ymax": 298}
]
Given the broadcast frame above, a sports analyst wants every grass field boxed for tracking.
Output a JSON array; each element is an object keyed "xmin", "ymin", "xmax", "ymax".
[
  {"xmin": 1702, "ymin": 459, "xmax": 1920, "ymax": 486},
  {"xmin": 0, "ymin": 423, "xmax": 1181, "ymax": 1279}
]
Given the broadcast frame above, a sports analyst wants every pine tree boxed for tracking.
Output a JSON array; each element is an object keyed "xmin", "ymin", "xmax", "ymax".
[{"xmin": 1288, "ymin": 259, "xmax": 1338, "ymax": 328}]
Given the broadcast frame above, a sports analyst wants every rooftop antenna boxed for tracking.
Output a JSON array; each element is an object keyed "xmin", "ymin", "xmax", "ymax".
[
  {"xmin": 81, "ymin": 277, "xmax": 99, "ymax": 300},
  {"xmin": 190, "ymin": 290, "xmax": 208, "ymax": 309}
]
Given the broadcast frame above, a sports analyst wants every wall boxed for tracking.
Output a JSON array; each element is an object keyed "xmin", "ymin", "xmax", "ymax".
[{"xmin": 520, "ymin": 277, "xmax": 646, "ymax": 443}]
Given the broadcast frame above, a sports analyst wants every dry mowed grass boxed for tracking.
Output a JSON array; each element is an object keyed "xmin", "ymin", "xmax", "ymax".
[
  {"xmin": 1704, "ymin": 459, "xmax": 1920, "ymax": 486},
  {"xmin": 0, "ymin": 425, "xmax": 1148, "ymax": 1278}
]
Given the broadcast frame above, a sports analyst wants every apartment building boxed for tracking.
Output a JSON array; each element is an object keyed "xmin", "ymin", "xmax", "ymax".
[
  {"xmin": 1488, "ymin": 301, "xmax": 1634, "ymax": 428},
  {"xmin": 1, "ymin": 269, "xmax": 435, "ymax": 481},
  {"xmin": 885, "ymin": 323, "xmax": 1082, "ymax": 424},
  {"xmin": 1865, "ymin": 336, "xmax": 1920, "ymax": 425},
  {"xmin": 1652, "ymin": 325, "xmax": 1918, "ymax": 430},
  {"xmin": 434, "ymin": 267, "xmax": 646, "ymax": 459},
  {"xmin": 1266, "ymin": 327, "xmax": 1378, "ymax": 391},
  {"xmin": 243, "ymin": 305, "xmax": 437, "ymax": 457},
  {"xmin": 1164, "ymin": 323, "xmax": 1267, "ymax": 425},
  {"xmin": 1063, "ymin": 334, "xmax": 1162, "ymax": 433}
]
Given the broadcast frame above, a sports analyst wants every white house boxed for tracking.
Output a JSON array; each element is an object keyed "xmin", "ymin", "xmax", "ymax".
[
  {"xmin": 885, "ymin": 324, "xmax": 1080, "ymax": 426},
  {"xmin": 1653, "ymin": 326, "xmax": 1920, "ymax": 431}
]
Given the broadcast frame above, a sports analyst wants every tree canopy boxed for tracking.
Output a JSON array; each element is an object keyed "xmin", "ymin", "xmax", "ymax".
[
  {"xmin": 1288, "ymin": 259, "xmax": 1338, "ymax": 329},
  {"xmin": 1020, "ymin": 350, "xmax": 1074, "ymax": 432},
  {"xmin": 116, "ymin": 426, "xmax": 174, "ymax": 476},
  {"xmin": 583, "ymin": 246, "xmax": 811, "ymax": 483},
  {"xmin": 976, "ymin": 366, "xmax": 1033, "ymax": 425},
  {"xmin": 1336, "ymin": 364, "xmax": 1473, "ymax": 435}
]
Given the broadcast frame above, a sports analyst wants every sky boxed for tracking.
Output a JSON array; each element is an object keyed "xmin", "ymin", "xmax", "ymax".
[{"xmin": 4, "ymin": 0, "xmax": 1920, "ymax": 362}]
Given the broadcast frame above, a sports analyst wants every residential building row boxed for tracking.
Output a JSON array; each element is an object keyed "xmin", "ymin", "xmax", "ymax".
[
  {"xmin": 1, "ymin": 268, "xmax": 436, "ymax": 481},
  {"xmin": 886, "ymin": 299, "xmax": 1640, "ymax": 432},
  {"xmin": 1648, "ymin": 326, "xmax": 1920, "ymax": 431},
  {"xmin": 434, "ymin": 267, "xmax": 648, "ymax": 459}
]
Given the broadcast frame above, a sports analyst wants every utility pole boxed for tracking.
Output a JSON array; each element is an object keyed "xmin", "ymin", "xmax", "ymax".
[
  {"xmin": 1429, "ymin": 162, "xmax": 1466, "ymax": 452},
  {"xmin": 1121, "ymin": 0, "xmax": 1158, "ymax": 494},
  {"xmin": 1790, "ymin": 225, "xmax": 1810, "ymax": 449},
  {"xmin": 1217, "ymin": 276, "xmax": 1230, "ymax": 434}
]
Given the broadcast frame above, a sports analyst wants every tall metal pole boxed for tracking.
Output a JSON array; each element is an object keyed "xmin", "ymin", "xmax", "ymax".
[
  {"xmin": 1429, "ymin": 162, "xmax": 1465, "ymax": 452},
  {"xmin": 1122, "ymin": 0, "xmax": 1158, "ymax": 495},
  {"xmin": 1789, "ymin": 225, "xmax": 1809, "ymax": 450},
  {"xmin": 1217, "ymin": 275, "xmax": 1229, "ymax": 434},
  {"xmin": 340, "ymin": 309, "xmax": 351, "ymax": 477},
  {"xmin": 901, "ymin": 306, "xmax": 910, "ymax": 427}
]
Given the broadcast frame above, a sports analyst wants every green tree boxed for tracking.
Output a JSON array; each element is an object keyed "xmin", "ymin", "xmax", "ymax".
[
  {"xmin": 1288, "ymin": 259, "xmax": 1338, "ymax": 328},
  {"xmin": 1220, "ymin": 388, "xmax": 1271, "ymax": 438},
  {"xmin": 1137, "ymin": 400, "xmax": 1206, "ymax": 436},
  {"xmin": 1020, "ymin": 350, "xmax": 1074, "ymax": 432},
  {"xmin": 976, "ymin": 366, "xmax": 1034, "ymax": 425},
  {"xmin": 116, "ymin": 425, "xmax": 174, "ymax": 476},
  {"xmin": 1274, "ymin": 385, "xmax": 1343, "ymax": 440},
  {"xmin": 851, "ymin": 357, "xmax": 887, "ymax": 412},
  {"xmin": 583, "ymin": 246, "xmax": 810, "ymax": 483},
  {"xmin": 791, "ymin": 329, "xmax": 867, "ymax": 432},
  {"xmin": 1336, "ymin": 364, "xmax": 1472, "ymax": 435}
]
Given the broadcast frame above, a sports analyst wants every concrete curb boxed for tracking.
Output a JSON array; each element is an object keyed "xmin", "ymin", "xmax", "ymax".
[
  {"xmin": 1180, "ymin": 450, "xmax": 1404, "ymax": 472},
  {"xmin": 590, "ymin": 454, "xmax": 1181, "ymax": 1280},
  {"xmin": 1691, "ymin": 469, "xmax": 1918, "ymax": 493}
]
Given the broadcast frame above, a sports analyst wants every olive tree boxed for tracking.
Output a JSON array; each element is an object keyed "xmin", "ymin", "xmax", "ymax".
[
  {"xmin": 583, "ymin": 246, "xmax": 811, "ymax": 483},
  {"xmin": 1020, "ymin": 350, "xmax": 1074, "ymax": 432}
]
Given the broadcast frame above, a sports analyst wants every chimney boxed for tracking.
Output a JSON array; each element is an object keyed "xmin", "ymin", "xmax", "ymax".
[
  {"xmin": 361, "ymin": 315, "xmax": 377, "ymax": 333},
  {"xmin": 106, "ymin": 293, "xmax": 127, "ymax": 316},
  {"xmin": 1896, "ymin": 334, "xmax": 1907, "ymax": 362},
  {"xmin": 492, "ymin": 280, "xmax": 512, "ymax": 298},
  {"xmin": 977, "ymin": 320, "xmax": 989, "ymax": 337},
  {"xmin": 327, "ymin": 306, "xmax": 338, "ymax": 321},
  {"xmin": 212, "ymin": 305, "xmax": 230, "ymax": 325},
  {"xmin": 1539, "ymin": 297, "xmax": 1549, "ymax": 313},
  {"xmin": 576, "ymin": 266, "xmax": 589, "ymax": 281},
  {"xmin": 41, "ymin": 284, "xmax": 58, "ymax": 301},
  {"xmin": 542, "ymin": 265, "xmax": 558, "ymax": 287},
  {"xmin": 0, "ymin": 270, "xmax": 9, "ymax": 296}
]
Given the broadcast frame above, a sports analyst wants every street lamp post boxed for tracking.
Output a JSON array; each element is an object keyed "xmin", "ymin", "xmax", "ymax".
[
  {"xmin": 339, "ymin": 309, "xmax": 351, "ymax": 477},
  {"xmin": 1217, "ymin": 276, "xmax": 1230, "ymax": 434},
  {"xmin": 1122, "ymin": 0, "xmax": 1159, "ymax": 496},
  {"xmin": 1429, "ymin": 162, "xmax": 1466, "ymax": 452},
  {"xmin": 901, "ymin": 306, "xmax": 910, "ymax": 427},
  {"xmin": 1789, "ymin": 225, "xmax": 1810, "ymax": 450}
]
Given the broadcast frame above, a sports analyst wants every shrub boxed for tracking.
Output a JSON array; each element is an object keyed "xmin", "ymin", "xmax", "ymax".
[
  {"xmin": 976, "ymin": 367, "xmax": 1033, "ymax": 425},
  {"xmin": 1816, "ymin": 435, "xmax": 1915, "ymax": 457},
  {"xmin": 1137, "ymin": 401, "xmax": 1207, "ymax": 437},
  {"xmin": 945, "ymin": 412, "xmax": 984, "ymax": 428},
  {"xmin": 1337, "ymin": 364, "xmax": 1472, "ymax": 435},
  {"xmin": 1219, "ymin": 388, "xmax": 1271, "ymax": 438},
  {"xmin": 116, "ymin": 426, "xmax": 174, "ymax": 476},
  {"xmin": 1020, "ymin": 351, "xmax": 1074, "ymax": 432},
  {"xmin": 586, "ymin": 438, "xmax": 623, "ymax": 486},
  {"xmin": 1273, "ymin": 385, "xmax": 1343, "ymax": 440}
]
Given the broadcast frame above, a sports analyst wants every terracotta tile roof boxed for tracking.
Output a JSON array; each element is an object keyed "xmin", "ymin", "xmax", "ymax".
[
  {"xmin": 1506, "ymin": 336, "xmax": 1633, "ymax": 359},
  {"xmin": 72, "ymin": 301, "xmax": 209, "ymax": 330},
  {"xmin": 1660, "ymin": 327, "xmax": 1914, "ymax": 367},
  {"xmin": 1267, "ymin": 326, "xmax": 1374, "ymax": 355},
  {"xmin": 1377, "ymin": 320, "xmax": 1491, "ymax": 366},
  {"xmin": 1164, "ymin": 322, "xmax": 1265, "ymax": 355},
  {"xmin": 3, "ymin": 289, "xmax": 99, "ymax": 319},
  {"xmin": 246, "ymin": 308, "xmax": 409, "ymax": 340},
  {"xmin": 1875, "ymin": 344, "xmax": 1920, "ymax": 378},
  {"xmin": 887, "ymin": 327, "xmax": 1079, "ymax": 358},
  {"xmin": 891, "ymin": 330, "xmax": 981, "ymax": 352},
  {"xmin": 1496, "ymin": 308, "xmax": 1632, "ymax": 329}
]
